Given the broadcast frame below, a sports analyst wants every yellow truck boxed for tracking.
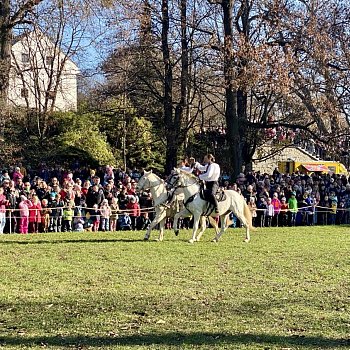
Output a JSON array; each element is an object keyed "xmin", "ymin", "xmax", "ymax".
[{"xmin": 278, "ymin": 160, "xmax": 348, "ymax": 175}]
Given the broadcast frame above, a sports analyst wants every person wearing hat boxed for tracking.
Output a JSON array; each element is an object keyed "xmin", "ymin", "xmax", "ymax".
[
  {"xmin": 126, "ymin": 196, "xmax": 140, "ymax": 230},
  {"xmin": 288, "ymin": 192, "xmax": 298, "ymax": 226},
  {"xmin": 194, "ymin": 153, "xmax": 221, "ymax": 214}
]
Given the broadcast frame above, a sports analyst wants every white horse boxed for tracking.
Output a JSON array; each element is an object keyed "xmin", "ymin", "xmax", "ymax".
[
  {"xmin": 136, "ymin": 170, "xmax": 219, "ymax": 241},
  {"xmin": 170, "ymin": 168, "xmax": 254, "ymax": 243}
]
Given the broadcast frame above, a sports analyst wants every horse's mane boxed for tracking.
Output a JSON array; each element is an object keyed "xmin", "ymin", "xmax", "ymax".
[
  {"xmin": 143, "ymin": 171, "xmax": 163, "ymax": 182},
  {"xmin": 178, "ymin": 168, "xmax": 198, "ymax": 180}
]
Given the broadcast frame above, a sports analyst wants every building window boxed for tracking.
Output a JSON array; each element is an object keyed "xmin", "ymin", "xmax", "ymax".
[
  {"xmin": 21, "ymin": 53, "xmax": 30, "ymax": 64},
  {"xmin": 21, "ymin": 88, "xmax": 29, "ymax": 98},
  {"xmin": 46, "ymin": 56, "xmax": 54, "ymax": 65}
]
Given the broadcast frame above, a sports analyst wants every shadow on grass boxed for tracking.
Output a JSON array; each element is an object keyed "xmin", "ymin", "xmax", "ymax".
[
  {"xmin": 0, "ymin": 238, "xmax": 148, "ymax": 245},
  {"xmin": 0, "ymin": 332, "xmax": 349, "ymax": 348}
]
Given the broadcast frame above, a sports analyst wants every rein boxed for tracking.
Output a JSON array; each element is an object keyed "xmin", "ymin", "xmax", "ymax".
[
  {"xmin": 139, "ymin": 176, "xmax": 164, "ymax": 192},
  {"xmin": 174, "ymin": 174, "xmax": 199, "ymax": 189}
]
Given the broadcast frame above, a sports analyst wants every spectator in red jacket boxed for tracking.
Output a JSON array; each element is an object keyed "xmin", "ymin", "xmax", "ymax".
[
  {"xmin": 29, "ymin": 195, "xmax": 42, "ymax": 233},
  {"xmin": 126, "ymin": 196, "xmax": 140, "ymax": 230}
]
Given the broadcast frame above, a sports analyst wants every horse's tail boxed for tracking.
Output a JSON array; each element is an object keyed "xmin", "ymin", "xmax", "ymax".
[{"xmin": 243, "ymin": 201, "xmax": 257, "ymax": 231}]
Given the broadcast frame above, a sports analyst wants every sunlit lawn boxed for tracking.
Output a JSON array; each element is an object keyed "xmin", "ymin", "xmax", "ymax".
[{"xmin": 0, "ymin": 226, "xmax": 349, "ymax": 349}]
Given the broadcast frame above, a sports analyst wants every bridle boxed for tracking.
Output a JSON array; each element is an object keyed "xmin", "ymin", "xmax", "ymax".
[
  {"xmin": 166, "ymin": 171, "xmax": 199, "ymax": 190},
  {"xmin": 138, "ymin": 176, "xmax": 164, "ymax": 192},
  {"xmin": 165, "ymin": 172, "xmax": 181, "ymax": 189}
]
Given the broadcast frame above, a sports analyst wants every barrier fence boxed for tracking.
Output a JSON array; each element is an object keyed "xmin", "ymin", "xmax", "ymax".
[{"xmin": 0, "ymin": 203, "xmax": 348, "ymax": 234}]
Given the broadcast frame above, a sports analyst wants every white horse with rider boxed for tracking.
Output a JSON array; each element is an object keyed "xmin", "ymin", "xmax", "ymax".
[
  {"xmin": 169, "ymin": 168, "xmax": 255, "ymax": 243},
  {"xmin": 136, "ymin": 170, "xmax": 219, "ymax": 241}
]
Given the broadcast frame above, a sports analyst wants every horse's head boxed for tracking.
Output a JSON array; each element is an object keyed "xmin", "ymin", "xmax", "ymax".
[
  {"xmin": 136, "ymin": 170, "xmax": 153, "ymax": 191},
  {"xmin": 165, "ymin": 168, "xmax": 183, "ymax": 189},
  {"xmin": 167, "ymin": 168, "xmax": 198, "ymax": 189}
]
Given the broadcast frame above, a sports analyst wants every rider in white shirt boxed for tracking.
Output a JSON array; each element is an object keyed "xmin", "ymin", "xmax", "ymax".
[
  {"xmin": 180, "ymin": 157, "xmax": 196, "ymax": 173},
  {"xmin": 195, "ymin": 154, "xmax": 221, "ymax": 213}
]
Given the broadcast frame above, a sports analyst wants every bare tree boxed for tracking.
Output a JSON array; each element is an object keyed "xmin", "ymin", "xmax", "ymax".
[{"xmin": 0, "ymin": 0, "xmax": 44, "ymax": 111}]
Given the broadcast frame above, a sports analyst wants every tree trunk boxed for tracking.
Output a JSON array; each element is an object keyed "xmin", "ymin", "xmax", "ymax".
[
  {"xmin": 161, "ymin": 0, "xmax": 177, "ymax": 174},
  {"xmin": 174, "ymin": 0, "xmax": 188, "ymax": 147},
  {"xmin": 0, "ymin": 0, "xmax": 12, "ymax": 111},
  {"xmin": 222, "ymin": 0, "xmax": 242, "ymax": 178}
]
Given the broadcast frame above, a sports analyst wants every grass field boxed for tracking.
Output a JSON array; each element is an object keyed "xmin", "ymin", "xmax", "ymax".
[{"xmin": 0, "ymin": 226, "xmax": 349, "ymax": 349}]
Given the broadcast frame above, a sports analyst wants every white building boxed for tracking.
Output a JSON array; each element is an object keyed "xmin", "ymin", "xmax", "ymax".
[{"xmin": 8, "ymin": 30, "xmax": 80, "ymax": 112}]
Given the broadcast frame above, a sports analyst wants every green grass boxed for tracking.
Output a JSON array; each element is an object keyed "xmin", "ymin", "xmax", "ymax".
[{"xmin": 0, "ymin": 226, "xmax": 349, "ymax": 349}]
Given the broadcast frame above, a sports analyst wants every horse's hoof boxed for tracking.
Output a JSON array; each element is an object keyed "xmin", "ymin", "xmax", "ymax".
[
  {"xmin": 188, "ymin": 239, "xmax": 194, "ymax": 244},
  {"xmin": 144, "ymin": 236, "xmax": 150, "ymax": 241},
  {"xmin": 212, "ymin": 238, "xmax": 218, "ymax": 243},
  {"xmin": 243, "ymin": 238, "xmax": 250, "ymax": 243},
  {"xmin": 174, "ymin": 230, "xmax": 179, "ymax": 236}
]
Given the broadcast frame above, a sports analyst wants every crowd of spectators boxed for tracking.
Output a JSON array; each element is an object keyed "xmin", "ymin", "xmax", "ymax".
[
  {"xmin": 0, "ymin": 163, "xmax": 153, "ymax": 234},
  {"xmin": 227, "ymin": 168, "xmax": 350, "ymax": 228},
  {"xmin": 0, "ymin": 161, "xmax": 349, "ymax": 234}
]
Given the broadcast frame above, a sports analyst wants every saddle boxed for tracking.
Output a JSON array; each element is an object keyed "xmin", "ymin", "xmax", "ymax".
[
  {"xmin": 199, "ymin": 186, "xmax": 226, "ymax": 202},
  {"xmin": 183, "ymin": 185, "xmax": 226, "ymax": 216}
]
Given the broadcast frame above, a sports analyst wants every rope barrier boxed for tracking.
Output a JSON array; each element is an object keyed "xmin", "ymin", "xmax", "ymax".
[{"xmin": 0, "ymin": 204, "xmax": 348, "ymax": 218}]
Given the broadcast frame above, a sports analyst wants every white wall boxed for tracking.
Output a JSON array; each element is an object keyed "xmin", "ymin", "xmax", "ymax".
[
  {"xmin": 8, "ymin": 31, "xmax": 79, "ymax": 112},
  {"xmin": 253, "ymin": 146, "xmax": 319, "ymax": 174}
]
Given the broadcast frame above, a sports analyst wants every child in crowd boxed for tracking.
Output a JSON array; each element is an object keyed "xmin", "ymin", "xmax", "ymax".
[
  {"xmin": 41, "ymin": 198, "xmax": 51, "ymax": 233},
  {"xmin": 91, "ymin": 204, "xmax": 100, "ymax": 231},
  {"xmin": 265, "ymin": 198, "xmax": 274, "ymax": 227},
  {"xmin": 329, "ymin": 195, "xmax": 338, "ymax": 225},
  {"xmin": 257, "ymin": 197, "xmax": 267, "ymax": 227},
  {"xmin": 29, "ymin": 195, "xmax": 42, "ymax": 233},
  {"xmin": 288, "ymin": 192, "xmax": 298, "ymax": 226},
  {"xmin": 100, "ymin": 199, "xmax": 111, "ymax": 231},
  {"xmin": 280, "ymin": 197, "xmax": 289, "ymax": 227},
  {"xmin": 136, "ymin": 212, "xmax": 151, "ymax": 231},
  {"xmin": 109, "ymin": 197, "xmax": 119, "ymax": 231},
  {"xmin": 18, "ymin": 195, "xmax": 31, "ymax": 234},
  {"xmin": 247, "ymin": 197, "xmax": 257, "ymax": 227},
  {"xmin": 62, "ymin": 202, "xmax": 74, "ymax": 232},
  {"xmin": 75, "ymin": 218, "xmax": 85, "ymax": 232},
  {"xmin": 271, "ymin": 192, "xmax": 281, "ymax": 226},
  {"xmin": 118, "ymin": 213, "xmax": 132, "ymax": 230},
  {"xmin": 126, "ymin": 196, "xmax": 140, "ymax": 230}
]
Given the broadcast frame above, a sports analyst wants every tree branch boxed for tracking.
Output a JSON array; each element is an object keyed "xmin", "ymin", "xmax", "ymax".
[{"xmin": 10, "ymin": 0, "xmax": 44, "ymax": 28}]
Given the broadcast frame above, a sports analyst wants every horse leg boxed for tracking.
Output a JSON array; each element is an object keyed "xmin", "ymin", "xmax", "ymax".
[
  {"xmin": 212, "ymin": 215, "xmax": 226, "ymax": 242},
  {"xmin": 157, "ymin": 218, "xmax": 166, "ymax": 241},
  {"xmin": 195, "ymin": 216, "xmax": 207, "ymax": 242},
  {"xmin": 236, "ymin": 213, "xmax": 250, "ymax": 242},
  {"xmin": 173, "ymin": 208, "xmax": 191, "ymax": 236},
  {"xmin": 144, "ymin": 209, "xmax": 166, "ymax": 241},
  {"xmin": 208, "ymin": 216, "xmax": 220, "ymax": 235},
  {"xmin": 189, "ymin": 213, "xmax": 201, "ymax": 243}
]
